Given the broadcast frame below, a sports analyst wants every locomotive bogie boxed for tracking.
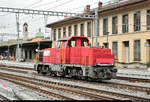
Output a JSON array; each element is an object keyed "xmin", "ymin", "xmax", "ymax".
[{"xmin": 34, "ymin": 63, "xmax": 117, "ymax": 80}]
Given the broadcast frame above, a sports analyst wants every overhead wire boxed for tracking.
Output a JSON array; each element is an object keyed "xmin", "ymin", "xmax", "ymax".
[
  {"xmin": 2, "ymin": 0, "xmax": 66, "ymax": 27},
  {"xmin": 0, "ymin": 0, "xmax": 63, "ymax": 34},
  {"xmin": 28, "ymin": 0, "xmax": 62, "ymax": 9},
  {"xmin": 21, "ymin": 0, "xmax": 99, "ymax": 24},
  {"xmin": 0, "ymin": 0, "xmax": 43, "ymax": 16},
  {"xmin": 5, "ymin": 0, "xmax": 76, "ymax": 30},
  {"xmin": 3, "ymin": 0, "xmax": 112, "ymax": 33},
  {"xmin": 0, "ymin": 0, "xmax": 44, "ymax": 33}
]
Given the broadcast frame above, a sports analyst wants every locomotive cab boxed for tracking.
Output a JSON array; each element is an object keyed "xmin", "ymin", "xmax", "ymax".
[{"xmin": 57, "ymin": 36, "xmax": 90, "ymax": 48}]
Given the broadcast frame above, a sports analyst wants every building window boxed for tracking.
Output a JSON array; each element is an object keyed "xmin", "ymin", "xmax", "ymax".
[
  {"xmin": 80, "ymin": 23, "xmax": 84, "ymax": 36},
  {"xmin": 87, "ymin": 22, "xmax": 91, "ymax": 37},
  {"xmin": 63, "ymin": 27, "xmax": 66, "ymax": 37},
  {"xmin": 74, "ymin": 24, "xmax": 78, "ymax": 36},
  {"xmin": 134, "ymin": 11, "xmax": 141, "ymax": 31},
  {"xmin": 112, "ymin": 41, "xmax": 118, "ymax": 59},
  {"xmin": 103, "ymin": 18, "xmax": 108, "ymax": 35},
  {"xmin": 68, "ymin": 26, "xmax": 72, "ymax": 36},
  {"xmin": 53, "ymin": 29, "xmax": 56, "ymax": 41},
  {"xmin": 147, "ymin": 10, "xmax": 150, "ymax": 30},
  {"xmin": 58, "ymin": 28, "xmax": 61, "ymax": 39},
  {"xmin": 122, "ymin": 14, "xmax": 128, "ymax": 33},
  {"xmin": 134, "ymin": 40, "xmax": 141, "ymax": 61},
  {"xmin": 112, "ymin": 16, "xmax": 118, "ymax": 34}
]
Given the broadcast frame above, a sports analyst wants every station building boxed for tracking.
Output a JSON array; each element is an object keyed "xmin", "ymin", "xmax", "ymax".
[
  {"xmin": 47, "ymin": 0, "xmax": 150, "ymax": 65},
  {"xmin": 0, "ymin": 23, "xmax": 52, "ymax": 62}
]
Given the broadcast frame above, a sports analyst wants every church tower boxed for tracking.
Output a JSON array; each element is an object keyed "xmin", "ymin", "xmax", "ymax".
[{"xmin": 23, "ymin": 22, "xmax": 28, "ymax": 40}]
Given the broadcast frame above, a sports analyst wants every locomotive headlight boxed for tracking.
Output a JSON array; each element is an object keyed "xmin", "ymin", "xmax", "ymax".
[{"xmin": 35, "ymin": 49, "xmax": 39, "ymax": 52}]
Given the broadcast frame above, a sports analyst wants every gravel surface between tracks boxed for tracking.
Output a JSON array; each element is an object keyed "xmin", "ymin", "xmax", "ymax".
[
  {"xmin": 0, "ymin": 79, "xmax": 52, "ymax": 100},
  {"xmin": 0, "ymin": 69, "xmax": 150, "ymax": 100}
]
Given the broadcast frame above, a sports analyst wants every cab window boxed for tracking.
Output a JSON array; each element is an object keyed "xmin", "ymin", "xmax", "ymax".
[
  {"xmin": 57, "ymin": 42, "xmax": 61, "ymax": 48},
  {"xmin": 68, "ymin": 39, "xmax": 76, "ymax": 47},
  {"xmin": 57, "ymin": 41, "xmax": 67, "ymax": 48},
  {"xmin": 64, "ymin": 42, "xmax": 67, "ymax": 48},
  {"xmin": 81, "ymin": 39, "xmax": 89, "ymax": 47}
]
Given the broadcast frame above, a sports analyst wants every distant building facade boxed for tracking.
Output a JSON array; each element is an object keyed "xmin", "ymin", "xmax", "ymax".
[
  {"xmin": 0, "ymin": 24, "xmax": 52, "ymax": 62},
  {"xmin": 47, "ymin": 0, "xmax": 150, "ymax": 64}
]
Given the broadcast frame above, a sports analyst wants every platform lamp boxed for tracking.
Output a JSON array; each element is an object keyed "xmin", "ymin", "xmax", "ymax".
[{"xmin": 20, "ymin": 40, "xmax": 23, "ymax": 60}]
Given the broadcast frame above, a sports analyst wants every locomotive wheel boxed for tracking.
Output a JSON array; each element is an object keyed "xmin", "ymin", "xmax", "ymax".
[
  {"xmin": 42, "ymin": 66, "xmax": 49, "ymax": 73},
  {"xmin": 37, "ymin": 70, "xmax": 40, "ymax": 74},
  {"xmin": 87, "ymin": 77, "xmax": 93, "ymax": 82},
  {"xmin": 77, "ymin": 69, "xmax": 83, "ymax": 79},
  {"xmin": 51, "ymin": 72, "xmax": 57, "ymax": 77},
  {"xmin": 37, "ymin": 65, "xmax": 42, "ymax": 74},
  {"xmin": 38, "ymin": 66, "xmax": 47, "ymax": 75},
  {"xmin": 41, "ymin": 72, "xmax": 47, "ymax": 75}
]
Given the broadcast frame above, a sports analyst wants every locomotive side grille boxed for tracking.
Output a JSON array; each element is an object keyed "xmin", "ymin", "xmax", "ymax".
[{"xmin": 39, "ymin": 52, "xmax": 43, "ymax": 62}]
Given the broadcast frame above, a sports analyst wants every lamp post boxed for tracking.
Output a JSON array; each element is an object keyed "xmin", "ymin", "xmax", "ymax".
[
  {"xmin": 106, "ymin": 32, "xmax": 109, "ymax": 48},
  {"xmin": 16, "ymin": 13, "xmax": 20, "ymax": 61},
  {"xmin": 38, "ymin": 41, "xmax": 40, "ymax": 50},
  {"xmin": 20, "ymin": 40, "xmax": 23, "ymax": 60},
  {"xmin": 94, "ymin": 8, "xmax": 99, "ymax": 47},
  {"xmin": 8, "ymin": 43, "xmax": 9, "ymax": 60}
]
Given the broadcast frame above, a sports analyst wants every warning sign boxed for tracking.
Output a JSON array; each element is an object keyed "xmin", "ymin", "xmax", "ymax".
[{"xmin": 44, "ymin": 50, "xmax": 50, "ymax": 56}]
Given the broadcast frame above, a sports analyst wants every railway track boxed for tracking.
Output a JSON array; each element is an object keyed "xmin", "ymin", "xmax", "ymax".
[
  {"xmin": 0, "ymin": 67, "xmax": 28, "ymax": 74},
  {"xmin": 0, "ymin": 71, "xmax": 150, "ymax": 101},
  {"xmin": 0, "ymin": 94, "xmax": 9, "ymax": 100},
  {"xmin": 115, "ymin": 76, "xmax": 150, "ymax": 83},
  {"xmin": 0, "ymin": 72, "xmax": 118, "ymax": 100},
  {"xmin": 1, "ymin": 65, "xmax": 150, "ymax": 84},
  {"xmin": 0, "ymin": 73, "xmax": 74, "ymax": 100},
  {"xmin": 0, "ymin": 65, "xmax": 150, "ymax": 93},
  {"xmin": 0, "ymin": 65, "xmax": 150, "ymax": 100},
  {"xmin": 0, "ymin": 64, "xmax": 33, "ymax": 71},
  {"xmin": 40, "ymin": 75, "xmax": 150, "ymax": 95}
]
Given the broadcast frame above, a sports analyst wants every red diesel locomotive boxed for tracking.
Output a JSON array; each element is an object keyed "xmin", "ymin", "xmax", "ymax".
[{"xmin": 34, "ymin": 36, "xmax": 117, "ymax": 81}]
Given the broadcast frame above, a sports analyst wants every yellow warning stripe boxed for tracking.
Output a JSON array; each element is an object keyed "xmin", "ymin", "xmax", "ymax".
[{"xmin": 89, "ymin": 56, "xmax": 91, "ymax": 65}]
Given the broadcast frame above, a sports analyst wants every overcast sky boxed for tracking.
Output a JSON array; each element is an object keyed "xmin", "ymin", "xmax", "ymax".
[{"xmin": 0, "ymin": 0, "xmax": 113, "ymax": 40}]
